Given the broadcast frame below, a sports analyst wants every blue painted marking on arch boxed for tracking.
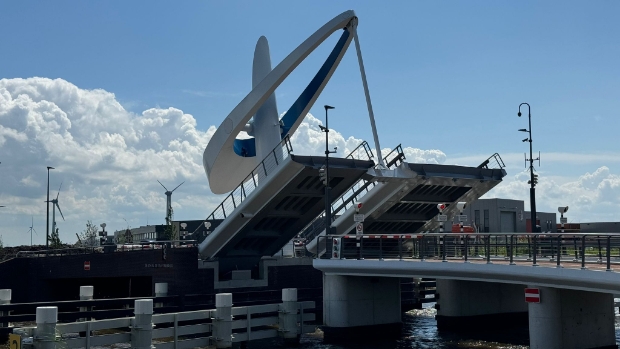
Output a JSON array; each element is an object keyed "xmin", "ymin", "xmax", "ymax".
[
  {"xmin": 233, "ymin": 137, "xmax": 256, "ymax": 157},
  {"xmin": 232, "ymin": 29, "xmax": 351, "ymax": 158},
  {"xmin": 280, "ymin": 29, "xmax": 351, "ymax": 137}
]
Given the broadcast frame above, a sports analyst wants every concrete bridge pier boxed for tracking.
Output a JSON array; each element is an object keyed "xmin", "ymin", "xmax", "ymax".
[
  {"xmin": 528, "ymin": 286, "xmax": 616, "ymax": 349},
  {"xmin": 435, "ymin": 279, "xmax": 528, "ymax": 331},
  {"xmin": 322, "ymin": 274, "xmax": 402, "ymax": 341}
]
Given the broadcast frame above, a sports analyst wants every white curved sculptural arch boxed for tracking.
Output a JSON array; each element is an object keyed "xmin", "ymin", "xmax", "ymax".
[{"xmin": 203, "ymin": 10, "xmax": 382, "ymax": 194}]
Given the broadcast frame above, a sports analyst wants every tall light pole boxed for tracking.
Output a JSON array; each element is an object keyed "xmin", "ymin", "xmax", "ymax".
[
  {"xmin": 320, "ymin": 105, "xmax": 336, "ymax": 234},
  {"xmin": 518, "ymin": 103, "xmax": 539, "ymax": 233},
  {"xmin": 46, "ymin": 166, "xmax": 55, "ymax": 249}
]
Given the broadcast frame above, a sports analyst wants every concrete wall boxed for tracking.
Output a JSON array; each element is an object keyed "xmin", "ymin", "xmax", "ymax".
[
  {"xmin": 323, "ymin": 274, "xmax": 401, "ymax": 328},
  {"xmin": 435, "ymin": 279, "xmax": 528, "ymax": 330},
  {"xmin": 528, "ymin": 286, "xmax": 615, "ymax": 349}
]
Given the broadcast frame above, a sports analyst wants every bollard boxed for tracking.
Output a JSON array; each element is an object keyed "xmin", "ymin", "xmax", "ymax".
[
  {"xmin": 79, "ymin": 286, "xmax": 93, "ymax": 322},
  {"xmin": 131, "ymin": 299, "xmax": 154, "ymax": 349},
  {"xmin": 34, "ymin": 307, "xmax": 57, "ymax": 349},
  {"xmin": 279, "ymin": 288, "xmax": 299, "ymax": 343},
  {"xmin": 212, "ymin": 293, "xmax": 233, "ymax": 348},
  {"xmin": 154, "ymin": 283, "xmax": 168, "ymax": 309},
  {"xmin": 0, "ymin": 289, "xmax": 11, "ymax": 329}
]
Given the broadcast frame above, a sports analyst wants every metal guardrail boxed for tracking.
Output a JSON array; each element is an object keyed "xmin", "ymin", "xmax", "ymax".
[
  {"xmin": 206, "ymin": 135, "xmax": 293, "ymax": 221},
  {"xmin": 188, "ymin": 136, "xmax": 293, "ymax": 238},
  {"xmin": 383, "ymin": 144, "xmax": 405, "ymax": 168},
  {"xmin": 14, "ymin": 240, "xmax": 198, "ymax": 258},
  {"xmin": 478, "ymin": 153, "xmax": 505, "ymax": 170},
  {"xmin": 345, "ymin": 140, "xmax": 374, "ymax": 161},
  {"xmin": 318, "ymin": 233, "xmax": 620, "ymax": 271}
]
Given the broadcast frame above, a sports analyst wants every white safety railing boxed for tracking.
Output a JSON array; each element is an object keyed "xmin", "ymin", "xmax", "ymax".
[{"xmin": 12, "ymin": 289, "xmax": 314, "ymax": 349}]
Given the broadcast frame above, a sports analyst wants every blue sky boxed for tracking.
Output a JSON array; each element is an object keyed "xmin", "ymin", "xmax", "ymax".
[{"xmin": 1, "ymin": 1, "xmax": 620, "ymax": 245}]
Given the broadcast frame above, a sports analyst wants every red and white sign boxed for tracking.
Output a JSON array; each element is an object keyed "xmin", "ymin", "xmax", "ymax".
[
  {"xmin": 356, "ymin": 223, "xmax": 364, "ymax": 235},
  {"xmin": 525, "ymin": 288, "xmax": 540, "ymax": 303},
  {"xmin": 84, "ymin": 261, "xmax": 91, "ymax": 271}
]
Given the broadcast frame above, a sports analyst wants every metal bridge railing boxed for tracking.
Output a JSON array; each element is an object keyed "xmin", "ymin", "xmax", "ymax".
[
  {"xmin": 345, "ymin": 140, "xmax": 374, "ymax": 161},
  {"xmin": 382, "ymin": 144, "xmax": 405, "ymax": 169},
  {"xmin": 203, "ymin": 135, "xmax": 293, "ymax": 222},
  {"xmin": 299, "ymin": 144, "xmax": 405, "ymax": 242},
  {"xmin": 478, "ymin": 153, "xmax": 506, "ymax": 170},
  {"xmin": 318, "ymin": 233, "xmax": 620, "ymax": 271}
]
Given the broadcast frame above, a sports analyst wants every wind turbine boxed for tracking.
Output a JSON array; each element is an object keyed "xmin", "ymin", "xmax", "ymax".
[
  {"xmin": 27, "ymin": 217, "xmax": 37, "ymax": 246},
  {"xmin": 157, "ymin": 180, "xmax": 184, "ymax": 225},
  {"xmin": 49, "ymin": 182, "xmax": 65, "ymax": 236}
]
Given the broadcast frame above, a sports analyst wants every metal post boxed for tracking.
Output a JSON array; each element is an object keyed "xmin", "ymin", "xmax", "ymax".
[
  {"xmin": 527, "ymin": 235, "xmax": 532, "ymax": 261},
  {"xmin": 323, "ymin": 105, "xmax": 334, "ymax": 237},
  {"xmin": 573, "ymin": 235, "xmax": 579, "ymax": 262},
  {"xmin": 597, "ymin": 236, "xmax": 603, "ymax": 263},
  {"xmin": 532, "ymin": 235, "xmax": 538, "ymax": 266},
  {"xmin": 442, "ymin": 234, "xmax": 447, "ymax": 262},
  {"xmin": 46, "ymin": 166, "xmax": 54, "ymax": 250},
  {"xmin": 581, "ymin": 235, "xmax": 587, "ymax": 270},
  {"xmin": 0, "ymin": 289, "xmax": 10, "ymax": 329},
  {"xmin": 464, "ymin": 235, "xmax": 469, "ymax": 263},
  {"xmin": 379, "ymin": 236, "xmax": 384, "ymax": 261},
  {"xmin": 131, "ymin": 299, "xmax": 153, "ymax": 349},
  {"xmin": 173, "ymin": 313, "xmax": 178, "ymax": 349},
  {"xmin": 606, "ymin": 236, "xmax": 612, "ymax": 272},
  {"xmin": 486, "ymin": 235, "xmax": 491, "ymax": 264},
  {"xmin": 213, "ymin": 293, "xmax": 233, "ymax": 348},
  {"xmin": 359, "ymin": 236, "xmax": 364, "ymax": 260},
  {"xmin": 398, "ymin": 236, "xmax": 402, "ymax": 260},
  {"xmin": 34, "ymin": 306, "xmax": 57, "ymax": 349},
  {"xmin": 556, "ymin": 235, "xmax": 561, "ymax": 268},
  {"xmin": 351, "ymin": 25, "xmax": 384, "ymax": 167},
  {"xmin": 510, "ymin": 235, "xmax": 515, "ymax": 265},
  {"xmin": 420, "ymin": 236, "xmax": 426, "ymax": 262}
]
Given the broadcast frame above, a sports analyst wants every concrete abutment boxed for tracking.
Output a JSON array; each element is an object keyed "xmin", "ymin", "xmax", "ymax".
[
  {"xmin": 322, "ymin": 274, "xmax": 402, "ymax": 341},
  {"xmin": 528, "ymin": 286, "xmax": 616, "ymax": 349},
  {"xmin": 435, "ymin": 279, "xmax": 528, "ymax": 332}
]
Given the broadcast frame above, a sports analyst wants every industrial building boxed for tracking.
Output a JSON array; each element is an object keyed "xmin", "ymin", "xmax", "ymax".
[{"xmin": 458, "ymin": 198, "xmax": 557, "ymax": 233}]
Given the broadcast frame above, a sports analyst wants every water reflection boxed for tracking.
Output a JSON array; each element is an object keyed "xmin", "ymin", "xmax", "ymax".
[{"xmin": 249, "ymin": 301, "xmax": 620, "ymax": 349}]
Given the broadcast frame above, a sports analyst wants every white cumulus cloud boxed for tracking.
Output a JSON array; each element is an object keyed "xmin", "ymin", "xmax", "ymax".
[{"xmin": 2, "ymin": 77, "xmax": 615, "ymax": 246}]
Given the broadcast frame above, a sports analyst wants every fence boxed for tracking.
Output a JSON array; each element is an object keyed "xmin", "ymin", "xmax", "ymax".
[
  {"xmin": 11, "ymin": 288, "xmax": 315, "ymax": 349},
  {"xmin": 319, "ymin": 233, "xmax": 620, "ymax": 270}
]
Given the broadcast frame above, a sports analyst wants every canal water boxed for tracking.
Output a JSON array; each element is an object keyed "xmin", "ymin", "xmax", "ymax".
[{"xmin": 254, "ymin": 302, "xmax": 620, "ymax": 349}]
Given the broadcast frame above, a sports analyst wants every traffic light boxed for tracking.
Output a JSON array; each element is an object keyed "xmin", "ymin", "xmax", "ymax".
[
  {"xmin": 332, "ymin": 237, "xmax": 341, "ymax": 259},
  {"xmin": 319, "ymin": 165, "xmax": 327, "ymax": 186},
  {"xmin": 437, "ymin": 203, "xmax": 446, "ymax": 212}
]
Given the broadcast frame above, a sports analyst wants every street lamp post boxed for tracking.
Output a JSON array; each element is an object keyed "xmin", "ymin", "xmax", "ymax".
[
  {"xmin": 321, "ymin": 105, "xmax": 336, "ymax": 234},
  {"xmin": 518, "ymin": 103, "xmax": 538, "ymax": 234},
  {"xmin": 46, "ymin": 166, "xmax": 55, "ymax": 249}
]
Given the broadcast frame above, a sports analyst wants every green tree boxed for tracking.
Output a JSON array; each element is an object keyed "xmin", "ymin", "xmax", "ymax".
[
  {"xmin": 50, "ymin": 228, "xmax": 62, "ymax": 249},
  {"xmin": 162, "ymin": 207, "xmax": 177, "ymax": 240},
  {"xmin": 78, "ymin": 220, "xmax": 99, "ymax": 247}
]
